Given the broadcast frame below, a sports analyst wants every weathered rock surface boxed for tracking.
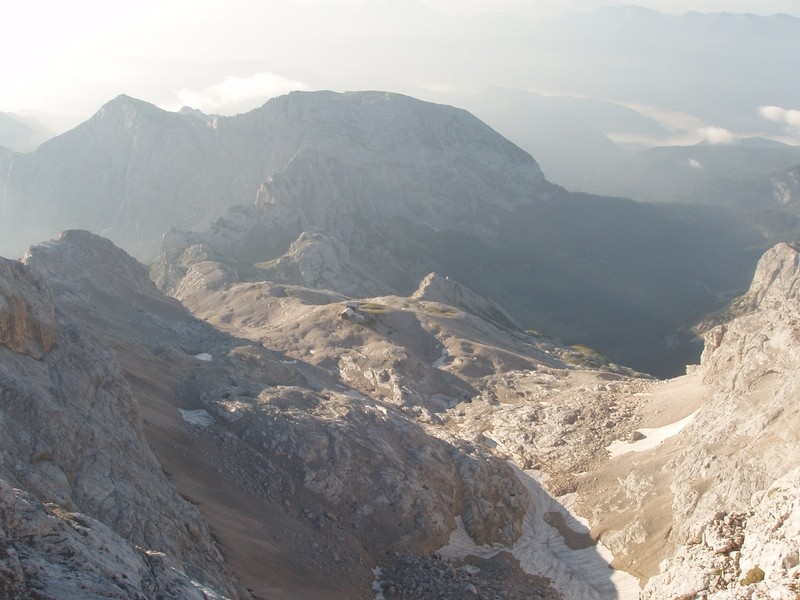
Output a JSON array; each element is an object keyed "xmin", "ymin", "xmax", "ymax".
[
  {"xmin": 0, "ymin": 257, "xmax": 55, "ymax": 359},
  {"xmin": 642, "ymin": 468, "xmax": 800, "ymax": 599},
  {"xmin": 563, "ymin": 242, "xmax": 800, "ymax": 595},
  {"xmin": 376, "ymin": 551, "xmax": 561, "ymax": 600},
  {"xmin": 18, "ymin": 231, "xmax": 554, "ymax": 598},
  {"xmin": 0, "ymin": 480, "xmax": 226, "ymax": 600},
  {"xmin": 635, "ymin": 243, "xmax": 800, "ymax": 597},
  {"xmin": 0, "ymin": 251, "xmax": 245, "ymax": 598}
]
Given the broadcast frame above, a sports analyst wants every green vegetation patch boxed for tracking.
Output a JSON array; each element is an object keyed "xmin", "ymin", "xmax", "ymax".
[
  {"xmin": 254, "ymin": 257, "xmax": 280, "ymax": 269},
  {"xmin": 562, "ymin": 343, "xmax": 615, "ymax": 369},
  {"xmin": 740, "ymin": 566, "xmax": 765, "ymax": 586},
  {"xmin": 358, "ymin": 302, "xmax": 392, "ymax": 314},
  {"xmin": 421, "ymin": 303, "xmax": 460, "ymax": 317}
]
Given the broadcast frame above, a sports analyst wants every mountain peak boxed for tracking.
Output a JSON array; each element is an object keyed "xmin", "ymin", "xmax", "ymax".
[
  {"xmin": 91, "ymin": 94, "xmax": 178, "ymax": 127},
  {"xmin": 99, "ymin": 93, "xmax": 158, "ymax": 112}
]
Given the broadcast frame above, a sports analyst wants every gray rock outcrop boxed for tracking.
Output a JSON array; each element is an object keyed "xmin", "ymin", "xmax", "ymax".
[
  {"xmin": 0, "ymin": 257, "xmax": 55, "ymax": 359},
  {"xmin": 261, "ymin": 230, "xmax": 391, "ymax": 297},
  {"xmin": 0, "ymin": 480, "xmax": 227, "ymax": 600},
  {"xmin": 0, "ymin": 252, "xmax": 245, "ymax": 598},
  {"xmin": 631, "ymin": 243, "xmax": 800, "ymax": 597},
  {"xmin": 642, "ymin": 468, "xmax": 800, "ymax": 599}
]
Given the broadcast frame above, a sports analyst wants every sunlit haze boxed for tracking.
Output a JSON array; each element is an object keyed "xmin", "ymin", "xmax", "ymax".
[{"xmin": 2, "ymin": 0, "xmax": 799, "ymax": 145}]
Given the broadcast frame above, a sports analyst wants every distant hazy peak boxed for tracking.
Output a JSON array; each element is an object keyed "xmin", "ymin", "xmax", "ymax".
[
  {"xmin": 90, "ymin": 94, "xmax": 206, "ymax": 130},
  {"xmin": 96, "ymin": 93, "xmax": 160, "ymax": 115}
]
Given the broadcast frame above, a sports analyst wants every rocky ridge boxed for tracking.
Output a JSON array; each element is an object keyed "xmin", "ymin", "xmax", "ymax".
[
  {"xmin": 0, "ymin": 249, "xmax": 244, "ymax": 598},
  {"xmin": 413, "ymin": 272, "xmax": 521, "ymax": 331}
]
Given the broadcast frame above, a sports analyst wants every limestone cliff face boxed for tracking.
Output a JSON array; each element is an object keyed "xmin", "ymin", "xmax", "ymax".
[
  {"xmin": 642, "ymin": 468, "xmax": 800, "ymax": 599},
  {"xmin": 0, "ymin": 481, "xmax": 229, "ymax": 600},
  {"xmin": 675, "ymin": 243, "xmax": 800, "ymax": 535},
  {"xmin": 0, "ymin": 257, "xmax": 55, "ymax": 359},
  {"xmin": 701, "ymin": 242, "xmax": 800, "ymax": 394},
  {"xmin": 0, "ymin": 254, "xmax": 245, "ymax": 598},
  {"xmin": 639, "ymin": 243, "xmax": 800, "ymax": 598}
]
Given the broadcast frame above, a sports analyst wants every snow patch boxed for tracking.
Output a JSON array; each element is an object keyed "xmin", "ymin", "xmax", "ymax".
[
  {"xmin": 178, "ymin": 408, "xmax": 214, "ymax": 426},
  {"xmin": 439, "ymin": 468, "xmax": 640, "ymax": 600},
  {"xmin": 607, "ymin": 410, "xmax": 698, "ymax": 458},
  {"xmin": 194, "ymin": 353, "xmax": 213, "ymax": 362}
]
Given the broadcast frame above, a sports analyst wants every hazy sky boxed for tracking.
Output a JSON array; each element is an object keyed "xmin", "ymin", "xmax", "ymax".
[{"xmin": 2, "ymin": 0, "xmax": 799, "ymax": 142}]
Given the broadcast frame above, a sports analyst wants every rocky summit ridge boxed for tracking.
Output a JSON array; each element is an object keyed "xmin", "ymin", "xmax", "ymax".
[{"xmin": 0, "ymin": 91, "xmax": 545, "ymax": 263}]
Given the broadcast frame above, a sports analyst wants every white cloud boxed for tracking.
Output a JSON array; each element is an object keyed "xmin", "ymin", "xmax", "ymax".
[
  {"xmin": 759, "ymin": 105, "xmax": 800, "ymax": 127},
  {"xmin": 174, "ymin": 72, "xmax": 310, "ymax": 115},
  {"xmin": 688, "ymin": 158, "xmax": 703, "ymax": 169},
  {"xmin": 697, "ymin": 126, "xmax": 735, "ymax": 144}
]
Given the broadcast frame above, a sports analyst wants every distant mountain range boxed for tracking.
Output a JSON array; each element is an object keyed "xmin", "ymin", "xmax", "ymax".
[
  {"xmin": 0, "ymin": 91, "xmax": 768, "ymax": 376},
  {"xmin": 0, "ymin": 112, "xmax": 52, "ymax": 152}
]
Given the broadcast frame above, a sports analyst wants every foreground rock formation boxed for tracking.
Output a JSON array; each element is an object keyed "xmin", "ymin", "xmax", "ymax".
[
  {"xmin": 2, "ymin": 231, "xmax": 799, "ymax": 599},
  {"xmin": 0, "ymin": 250, "xmax": 245, "ymax": 598},
  {"xmin": 559, "ymin": 242, "xmax": 800, "ymax": 598},
  {"xmin": 642, "ymin": 468, "xmax": 800, "ymax": 599},
  {"xmin": 638, "ymin": 242, "xmax": 800, "ymax": 598},
  {"xmin": 15, "ymin": 231, "xmax": 572, "ymax": 599}
]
